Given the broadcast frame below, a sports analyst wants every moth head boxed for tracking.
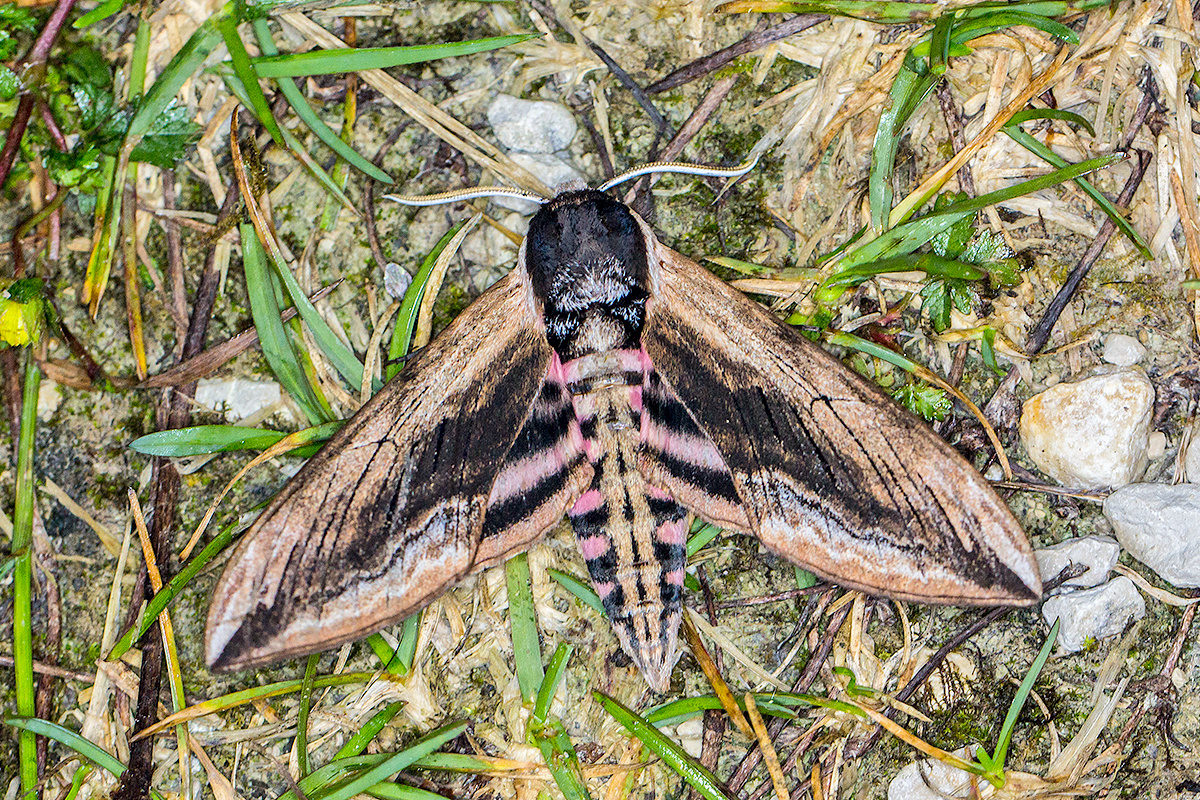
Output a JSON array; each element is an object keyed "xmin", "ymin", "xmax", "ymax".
[{"xmin": 524, "ymin": 189, "xmax": 649, "ymax": 313}]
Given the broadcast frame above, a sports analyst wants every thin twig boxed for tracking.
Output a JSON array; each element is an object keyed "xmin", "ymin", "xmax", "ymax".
[
  {"xmin": 1025, "ymin": 149, "xmax": 1151, "ymax": 354},
  {"xmin": 646, "ymin": 15, "xmax": 828, "ymax": 94}
]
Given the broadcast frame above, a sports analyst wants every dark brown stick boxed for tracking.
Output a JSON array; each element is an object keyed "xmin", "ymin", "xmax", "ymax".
[
  {"xmin": 646, "ymin": 15, "xmax": 827, "ymax": 94},
  {"xmin": 1025, "ymin": 149, "xmax": 1151, "ymax": 355},
  {"xmin": 112, "ymin": 179, "xmax": 238, "ymax": 800}
]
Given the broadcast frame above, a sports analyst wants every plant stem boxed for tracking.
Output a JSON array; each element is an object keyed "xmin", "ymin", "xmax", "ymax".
[
  {"xmin": 0, "ymin": 0, "xmax": 80, "ymax": 186},
  {"xmin": 12, "ymin": 348, "xmax": 42, "ymax": 792}
]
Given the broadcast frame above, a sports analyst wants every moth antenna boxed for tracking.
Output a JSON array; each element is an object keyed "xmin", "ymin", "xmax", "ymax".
[
  {"xmin": 386, "ymin": 186, "xmax": 549, "ymax": 207},
  {"xmin": 597, "ymin": 156, "xmax": 759, "ymax": 192}
]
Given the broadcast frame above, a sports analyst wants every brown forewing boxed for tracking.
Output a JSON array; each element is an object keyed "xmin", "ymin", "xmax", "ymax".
[
  {"xmin": 206, "ymin": 273, "xmax": 554, "ymax": 671},
  {"xmin": 642, "ymin": 246, "xmax": 1042, "ymax": 606}
]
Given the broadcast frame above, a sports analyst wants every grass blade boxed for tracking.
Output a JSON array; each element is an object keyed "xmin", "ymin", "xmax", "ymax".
[
  {"xmin": 507, "ymin": 553, "xmax": 544, "ymax": 701},
  {"xmin": 317, "ymin": 721, "xmax": 468, "ymax": 800},
  {"xmin": 129, "ymin": 423, "xmax": 338, "ymax": 456},
  {"xmin": 252, "ymin": 34, "xmax": 536, "ymax": 77},
  {"xmin": 251, "ymin": 19, "xmax": 392, "ymax": 184},
  {"xmin": 1003, "ymin": 123, "xmax": 1150, "ymax": 258},
  {"xmin": 240, "ymin": 224, "xmax": 334, "ymax": 424},
  {"xmin": 388, "ymin": 220, "xmax": 468, "ymax": 375},
  {"xmin": 217, "ymin": 13, "xmax": 286, "ymax": 147},
  {"xmin": 219, "ymin": 64, "xmax": 357, "ymax": 208},
  {"xmin": 595, "ymin": 692, "xmax": 738, "ymax": 800},
  {"xmin": 4, "ymin": 716, "xmax": 126, "ymax": 777},
  {"xmin": 105, "ymin": 520, "xmax": 241, "ymax": 661}
]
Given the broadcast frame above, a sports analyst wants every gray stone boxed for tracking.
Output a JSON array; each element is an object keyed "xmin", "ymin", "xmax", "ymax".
[
  {"xmin": 195, "ymin": 378, "xmax": 282, "ymax": 422},
  {"xmin": 1104, "ymin": 483, "xmax": 1200, "ymax": 587},
  {"xmin": 888, "ymin": 747, "xmax": 981, "ymax": 800},
  {"xmin": 1041, "ymin": 577, "xmax": 1145, "ymax": 653},
  {"xmin": 1101, "ymin": 333, "xmax": 1146, "ymax": 366},
  {"xmin": 1018, "ymin": 367, "xmax": 1154, "ymax": 488},
  {"xmin": 487, "ymin": 93, "xmax": 577, "ymax": 153},
  {"xmin": 1035, "ymin": 535, "xmax": 1121, "ymax": 589}
]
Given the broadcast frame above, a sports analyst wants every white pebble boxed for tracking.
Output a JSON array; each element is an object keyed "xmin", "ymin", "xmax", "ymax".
[
  {"xmin": 1184, "ymin": 420, "xmax": 1200, "ymax": 483},
  {"xmin": 494, "ymin": 153, "xmax": 584, "ymax": 213},
  {"xmin": 1018, "ymin": 367, "xmax": 1154, "ymax": 488},
  {"xmin": 1146, "ymin": 431, "xmax": 1167, "ymax": 460},
  {"xmin": 195, "ymin": 378, "xmax": 282, "ymax": 422},
  {"xmin": 675, "ymin": 717, "xmax": 704, "ymax": 758},
  {"xmin": 487, "ymin": 94, "xmax": 577, "ymax": 153},
  {"xmin": 1034, "ymin": 535, "xmax": 1120, "ymax": 589},
  {"xmin": 888, "ymin": 747, "xmax": 984, "ymax": 800},
  {"xmin": 37, "ymin": 380, "xmax": 62, "ymax": 421},
  {"xmin": 1101, "ymin": 333, "xmax": 1146, "ymax": 366},
  {"xmin": 1041, "ymin": 577, "xmax": 1145, "ymax": 652},
  {"xmin": 1104, "ymin": 483, "xmax": 1200, "ymax": 587}
]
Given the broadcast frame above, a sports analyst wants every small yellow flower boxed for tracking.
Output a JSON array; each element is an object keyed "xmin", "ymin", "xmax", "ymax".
[{"xmin": 0, "ymin": 279, "xmax": 46, "ymax": 348}]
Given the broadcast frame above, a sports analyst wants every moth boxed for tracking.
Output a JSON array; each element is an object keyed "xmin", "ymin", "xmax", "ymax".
[{"xmin": 206, "ymin": 169, "xmax": 1042, "ymax": 691}]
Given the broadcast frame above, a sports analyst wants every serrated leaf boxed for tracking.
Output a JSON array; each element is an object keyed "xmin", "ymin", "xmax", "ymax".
[
  {"xmin": 892, "ymin": 382, "xmax": 952, "ymax": 421},
  {"xmin": 0, "ymin": 65, "xmax": 19, "ymax": 100},
  {"xmin": 963, "ymin": 229, "xmax": 1011, "ymax": 263},
  {"xmin": 920, "ymin": 279, "xmax": 951, "ymax": 331},
  {"xmin": 931, "ymin": 191, "xmax": 973, "ymax": 258},
  {"xmin": 129, "ymin": 104, "xmax": 201, "ymax": 168},
  {"xmin": 949, "ymin": 278, "xmax": 976, "ymax": 314}
]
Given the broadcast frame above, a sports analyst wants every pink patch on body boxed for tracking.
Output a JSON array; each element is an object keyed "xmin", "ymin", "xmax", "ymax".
[
  {"xmin": 655, "ymin": 518, "xmax": 688, "ymax": 546},
  {"xmin": 628, "ymin": 385, "xmax": 643, "ymax": 412},
  {"xmin": 578, "ymin": 534, "xmax": 612, "ymax": 561},
  {"xmin": 646, "ymin": 484, "xmax": 672, "ymax": 501},
  {"xmin": 570, "ymin": 489, "xmax": 604, "ymax": 515},
  {"xmin": 664, "ymin": 569, "xmax": 686, "ymax": 587},
  {"xmin": 593, "ymin": 581, "xmax": 617, "ymax": 599}
]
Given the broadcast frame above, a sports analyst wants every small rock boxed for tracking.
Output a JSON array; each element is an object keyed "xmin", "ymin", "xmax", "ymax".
[
  {"xmin": 37, "ymin": 380, "xmax": 62, "ymax": 421},
  {"xmin": 1184, "ymin": 421, "xmax": 1200, "ymax": 483},
  {"xmin": 1101, "ymin": 333, "xmax": 1146, "ymax": 366},
  {"xmin": 1018, "ymin": 368, "xmax": 1154, "ymax": 488},
  {"xmin": 495, "ymin": 153, "xmax": 585, "ymax": 213},
  {"xmin": 1035, "ymin": 535, "xmax": 1121, "ymax": 589},
  {"xmin": 675, "ymin": 717, "xmax": 704, "ymax": 758},
  {"xmin": 1146, "ymin": 431, "xmax": 1167, "ymax": 460},
  {"xmin": 383, "ymin": 262, "xmax": 412, "ymax": 301},
  {"xmin": 888, "ymin": 747, "xmax": 985, "ymax": 800},
  {"xmin": 1104, "ymin": 483, "xmax": 1200, "ymax": 587},
  {"xmin": 195, "ymin": 378, "xmax": 282, "ymax": 422},
  {"xmin": 1041, "ymin": 577, "xmax": 1145, "ymax": 652},
  {"xmin": 487, "ymin": 94, "xmax": 577, "ymax": 153}
]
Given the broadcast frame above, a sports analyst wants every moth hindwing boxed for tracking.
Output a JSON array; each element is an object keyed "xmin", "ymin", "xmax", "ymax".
[{"xmin": 206, "ymin": 188, "xmax": 1041, "ymax": 692}]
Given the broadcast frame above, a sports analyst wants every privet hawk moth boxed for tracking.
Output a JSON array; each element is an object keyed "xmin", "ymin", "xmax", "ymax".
[{"xmin": 206, "ymin": 179, "xmax": 1042, "ymax": 692}]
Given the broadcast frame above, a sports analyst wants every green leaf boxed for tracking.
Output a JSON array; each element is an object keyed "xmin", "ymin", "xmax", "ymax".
[
  {"xmin": 73, "ymin": 0, "xmax": 128, "ymax": 28},
  {"xmin": 217, "ymin": 13, "xmax": 286, "ymax": 147},
  {"xmin": 388, "ymin": 220, "xmax": 467, "ymax": 375},
  {"xmin": 4, "ymin": 717, "xmax": 125, "ymax": 777},
  {"xmin": 241, "ymin": 224, "xmax": 333, "ymax": 425},
  {"xmin": 320, "ymin": 722, "xmax": 469, "ymax": 800},
  {"xmin": 980, "ymin": 328, "xmax": 1005, "ymax": 377},
  {"xmin": 507, "ymin": 553, "xmax": 544, "ymax": 701},
  {"xmin": 0, "ymin": 64, "xmax": 19, "ymax": 100},
  {"xmin": 892, "ymin": 382, "xmax": 952, "ymax": 421},
  {"xmin": 930, "ymin": 192, "xmax": 973, "ymax": 258},
  {"xmin": 920, "ymin": 279, "xmax": 951, "ymax": 331},
  {"xmin": 129, "ymin": 421, "xmax": 340, "ymax": 456},
  {"xmin": 251, "ymin": 34, "xmax": 537, "ymax": 78},
  {"xmin": 128, "ymin": 103, "xmax": 202, "ymax": 169},
  {"xmin": 128, "ymin": 14, "xmax": 224, "ymax": 141}
]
